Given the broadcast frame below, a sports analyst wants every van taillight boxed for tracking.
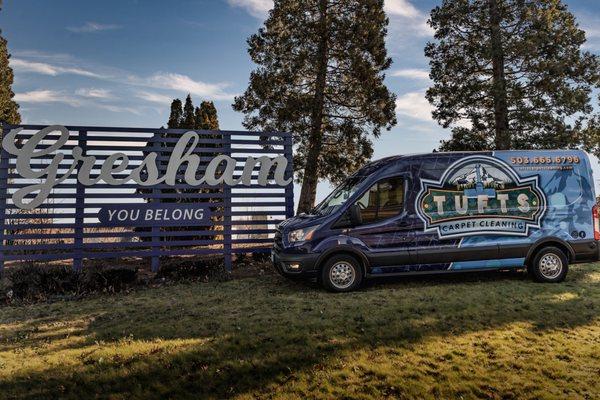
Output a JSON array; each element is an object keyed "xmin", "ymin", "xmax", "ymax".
[{"xmin": 593, "ymin": 205, "xmax": 600, "ymax": 240}]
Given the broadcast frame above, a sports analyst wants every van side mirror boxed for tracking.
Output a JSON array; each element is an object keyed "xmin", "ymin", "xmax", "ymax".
[{"xmin": 348, "ymin": 204, "xmax": 362, "ymax": 226}]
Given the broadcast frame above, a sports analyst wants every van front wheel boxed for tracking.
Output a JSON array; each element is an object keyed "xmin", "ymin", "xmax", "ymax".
[
  {"xmin": 321, "ymin": 255, "xmax": 363, "ymax": 292},
  {"xmin": 530, "ymin": 247, "xmax": 568, "ymax": 283}
]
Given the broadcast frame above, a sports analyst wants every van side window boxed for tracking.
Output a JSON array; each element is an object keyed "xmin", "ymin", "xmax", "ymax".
[{"xmin": 355, "ymin": 176, "xmax": 405, "ymax": 225}]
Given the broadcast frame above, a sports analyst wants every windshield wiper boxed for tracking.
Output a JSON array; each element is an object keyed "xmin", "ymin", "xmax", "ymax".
[{"xmin": 309, "ymin": 207, "xmax": 322, "ymax": 216}]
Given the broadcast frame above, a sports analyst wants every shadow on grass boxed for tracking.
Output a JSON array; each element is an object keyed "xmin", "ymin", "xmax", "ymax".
[{"xmin": 1, "ymin": 264, "xmax": 599, "ymax": 399}]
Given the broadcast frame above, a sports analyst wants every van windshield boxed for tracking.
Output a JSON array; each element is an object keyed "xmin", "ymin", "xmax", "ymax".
[{"xmin": 312, "ymin": 177, "xmax": 363, "ymax": 216}]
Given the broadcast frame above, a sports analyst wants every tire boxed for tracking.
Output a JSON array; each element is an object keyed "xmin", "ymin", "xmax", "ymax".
[
  {"xmin": 530, "ymin": 246, "xmax": 569, "ymax": 283},
  {"xmin": 321, "ymin": 254, "xmax": 363, "ymax": 292}
]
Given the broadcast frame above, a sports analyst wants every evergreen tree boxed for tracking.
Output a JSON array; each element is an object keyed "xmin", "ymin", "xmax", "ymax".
[
  {"xmin": 233, "ymin": 0, "xmax": 397, "ymax": 213},
  {"xmin": 425, "ymin": 0, "xmax": 600, "ymax": 151},
  {"xmin": 167, "ymin": 99, "xmax": 183, "ymax": 129},
  {"xmin": 181, "ymin": 94, "xmax": 196, "ymax": 130},
  {"xmin": 0, "ymin": 0, "xmax": 20, "ymax": 127},
  {"xmin": 195, "ymin": 101, "xmax": 219, "ymax": 130},
  {"xmin": 581, "ymin": 103, "xmax": 600, "ymax": 156},
  {"xmin": 194, "ymin": 107, "xmax": 202, "ymax": 130}
]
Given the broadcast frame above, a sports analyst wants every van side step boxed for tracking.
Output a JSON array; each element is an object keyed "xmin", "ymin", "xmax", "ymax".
[{"xmin": 365, "ymin": 267, "xmax": 525, "ymax": 279}]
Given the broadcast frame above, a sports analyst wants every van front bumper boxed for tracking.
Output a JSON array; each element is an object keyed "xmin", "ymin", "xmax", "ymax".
[{"xmin": 271, "ymin": 248, "xmax": 319, "ymax": 278}]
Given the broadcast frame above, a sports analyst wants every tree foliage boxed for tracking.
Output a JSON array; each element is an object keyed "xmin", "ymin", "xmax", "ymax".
[
  {"xmin": 0, "ymin": 0, "xmax": 20, "ymax": 126},
  {"xmin": 425, "ymin": 0, "xmax": 600, "ymax": 151},
  {"xmin": 233, "ymin": 0, "xmax": 397, "ymax": 212},
  {"xmin": 167, "ymin": 99, "xmax": 183, "ymax": 129},
  {"xmin": 168, "ymin": 96, "xmax": 220, "ymax": 131},
  {"xmin": 195, "ymin": 101, "xmax": 219, "ymax": 130},
  {"xmin": 182, "ymin": 94, "xmax": 196, "ymax": 130}
]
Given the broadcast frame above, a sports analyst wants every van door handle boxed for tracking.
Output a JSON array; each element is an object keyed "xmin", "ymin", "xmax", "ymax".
[{"xmin": 396, "ymin": 220, "xmax": 410, "ymax": 228}]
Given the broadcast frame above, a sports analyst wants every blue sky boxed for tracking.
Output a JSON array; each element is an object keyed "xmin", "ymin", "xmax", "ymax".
[{"xmin": 3, "ymin": 0, "xmax": 600, "ymax": 201}]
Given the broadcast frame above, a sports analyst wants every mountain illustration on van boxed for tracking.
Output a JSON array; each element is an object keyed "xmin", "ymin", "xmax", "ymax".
[
  {"xmin": 449, "ymin": 163, "xmax": 510, "ymax": 199},
  {"xmin": 451, "ymin": 164, "xmax": 507, "ymax": 190}
]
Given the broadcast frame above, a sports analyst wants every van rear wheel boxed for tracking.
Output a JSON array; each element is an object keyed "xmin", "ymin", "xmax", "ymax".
[
  {"xmin": 530, "ymin": 247, "xmax": 568, "ymax": 283},
  {"xmin": 321, "ymin": 255, "xmax": 363, "ymax": 292}
]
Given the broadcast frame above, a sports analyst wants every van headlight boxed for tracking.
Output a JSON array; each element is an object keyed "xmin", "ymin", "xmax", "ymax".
[{"xmin": 287, "ymin": 226, "xmax": 318, "ymax": 244}]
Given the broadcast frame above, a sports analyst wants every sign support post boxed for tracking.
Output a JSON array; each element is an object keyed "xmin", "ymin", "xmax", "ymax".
[
  {"xmin": 73, "ymin": 130, "xmax": 87, "ymax": 271},
  {"xmin": 284, "ymin": 133, "xmax": 294, "ymax": 218},
  {"xmin": 151, "ymin": 131, "xmax": 163, "ymax": 272},
  {"xmin": 0, "ymin": 122, "xmax": 9, "ymax": 276},
  {"xmin": 223, "ymin": 132, "xmax": 232, "ymax": 271}
]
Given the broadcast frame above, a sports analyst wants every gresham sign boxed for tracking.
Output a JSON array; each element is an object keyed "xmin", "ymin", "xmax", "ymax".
[
  {"xmin": 0, "ymin": 123, "xmax": 294, "ymax": 271},
  {"xmin": 2, "ymin": 125, "xmax": 292, "ymax": 211}
]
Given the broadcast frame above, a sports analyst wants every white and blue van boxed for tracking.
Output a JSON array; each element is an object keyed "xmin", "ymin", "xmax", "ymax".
[{"xmin": 273, "ymin": 150, "xmax": 599, "ymax": 291}]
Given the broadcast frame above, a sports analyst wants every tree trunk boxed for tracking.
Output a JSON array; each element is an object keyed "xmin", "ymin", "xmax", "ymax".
[
  {"xmin": 489, "ymin": 0, "xmax": 510, "ymax": 149},
  {"xmin": 297, "ymin": 0, "xmax": 329, "ymax": 214}
]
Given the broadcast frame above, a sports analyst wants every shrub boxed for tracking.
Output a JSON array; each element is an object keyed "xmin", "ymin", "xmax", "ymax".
[
  {"xmin": 156, "ymin": 257, "xmax": 230, "ymax": 282},
  {"xmin": 0, "ymin": 256, "xmax": 235, "ymax": 304},
  {"xmin": 0, "ymin": 263, "xmax": 138, "ymax": 303},
  {"xmin": 252, "ymin": 252, "xmax": 270, "ymax": 262}
]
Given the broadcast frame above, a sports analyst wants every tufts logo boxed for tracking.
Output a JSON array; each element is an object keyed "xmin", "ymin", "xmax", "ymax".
[{"xmin": 415, "ymin": 155, "xmax": 546, "ymax": 239}]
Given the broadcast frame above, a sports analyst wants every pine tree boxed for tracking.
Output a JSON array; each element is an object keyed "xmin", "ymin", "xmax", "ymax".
[
  {"xmin": 181, "ymin": 94, "xmax": 196, "ymax": 130},
  {"xmin": 0, "ymin": 0, "xmax": 20, "ymax": 127},
  {"xmin": 425, "ymin": 0, "xmax": 600, "ymax": 151},
  {"xmin": 581, "ymin": 104, "xmax": 600, "ymax": 156},
  {"xmin": 195, "ymin": 101, "xmax": 219, "ymax": 130},
  {"xmin": 167, "ymin": 99, "xmax": 183, "ymax": 129},
  {"xmin": 233, "ymin": 0, "xmax": 397, "ymax": 213},
  {"xmin": 194, "ymin": 107, "xmax": 202, "ymax": 130}
]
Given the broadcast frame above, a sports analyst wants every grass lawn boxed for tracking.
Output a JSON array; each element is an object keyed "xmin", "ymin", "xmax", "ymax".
[{"xmin": 1, "ymin": 264, "xmax": 599, "ymax": 400}]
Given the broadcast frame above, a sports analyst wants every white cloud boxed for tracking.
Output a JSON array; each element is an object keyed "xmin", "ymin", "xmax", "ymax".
[
  {"xmin": 228, "ymin": 0, "xmax": 432, "ymax": 43},
  {"xmin": 391, "ymin": 68, "xmax": 430, "ymax": 80},
  {"xmin": 384, "ymin": 0, "xmax": 420, "ymax": 18},
  {"xmin": 12, "ymin": 50, "xmax": 74, "ymax": 62},
  {"xmin": 395, "ymin": 91, "xmax": 473, "ymax": 128},
  {"xmin": 75, "ymin": 88, "xmax": 113, "ymax": 99},
  {"xmin": 67, "ymin": 22, "xmax": 121, "ymax": 33},
  {"xmin": 227, "ymin": 0, "xmax": 272, "ymax": 18},
  {"xmin": 10, "ymin": 58, "xmax": 102, "ymax": 78},
  {"xmin": 12, "ymin": 53, "xmax": 236, "ymax": 102},
  {"xmin": 14, "ymin": 90, "xmax": 82, "ymax": 107},
  {"xmin": 578, "ymin": 15, "xmax": 600, "ymax": 50},
  {"xmin": 141, "ymin": 72, "xmax": 236, "ymax": 101},
  {"xmin": 96, "ymin": 104, "xmax": 144, "ymax": 115},
  {"xmin": 395, "ymin": 91, "xmax": 433, "ymax": 122},
  {"xmin": 227, "ymin": 0, "xmax": 429, "ymax": 30},
  {"xmin": 15, "ymin": 89, "xmax": 148, "ymax": 115},
  {"xmin": 136, "ymin": 91, "xmax": 174, "ymax": 105},
  {"xmin": 385, "ymin": 0, "xmax": 433, "ymax": 41}
]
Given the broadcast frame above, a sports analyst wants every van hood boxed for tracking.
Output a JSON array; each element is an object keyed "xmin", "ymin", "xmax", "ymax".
[{"xmin": 278, "ymin": 213, "xmax": 329, "ymax": 231}]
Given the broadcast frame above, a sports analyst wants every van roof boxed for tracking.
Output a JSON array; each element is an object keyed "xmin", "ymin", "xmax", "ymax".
[
  {"xmin": 354, "ymin": 149, "xmax": 589, "ymax": 177},
  {"xmin": 353, "ymin": 151, "xmax": 478, "ymax": 177}
]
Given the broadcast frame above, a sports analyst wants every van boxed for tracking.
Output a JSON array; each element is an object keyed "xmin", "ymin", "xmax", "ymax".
[{"xmin": 272, "ymin": 150, "xmax": 600, "ymax": 292}]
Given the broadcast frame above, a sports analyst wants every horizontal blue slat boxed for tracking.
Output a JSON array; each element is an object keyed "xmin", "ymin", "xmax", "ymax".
[
  {"xmin": 1, "ymin": 123, "xmax": 291, "ymax": 137},
  {"xmin": 4, "ymin": 228, "xmax": 276, "ymax": 240}
]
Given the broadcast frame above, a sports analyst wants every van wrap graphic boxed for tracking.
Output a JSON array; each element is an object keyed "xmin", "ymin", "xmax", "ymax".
[{"xmin": 415, "ymin": 155, "xmax": 547, "ymax": 239}]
